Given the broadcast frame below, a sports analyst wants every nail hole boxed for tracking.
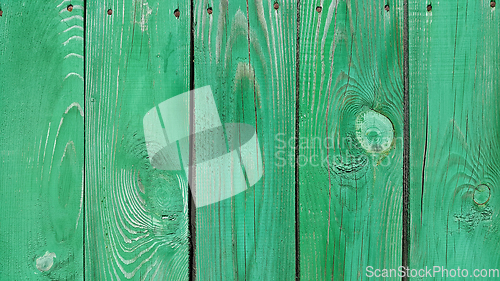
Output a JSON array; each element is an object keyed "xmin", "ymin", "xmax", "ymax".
[
  {"xmin": 274, "ymin": 2, "xmax": 279, "ymax": 10},
  {"xmin": 316, "ymin": 6, "xmax": 322, "ymax": 13},
  {"xmin": 67, "ymin": 4, "xmax": 73, "ymax": 12},
  {"xmin": 426, "ymin": 4, "xmax": 432, "ymax": 11},
  {"xmin": 174, "ymin": 8, "xmax": 180, "ymax": 18},
  {"xmin": 107, "ymin": 9, "xmax": 112, "ymax": 15},
  {"xmin": 384, "ymin": 4, "xmax": 390, "ymax": 11},
  {"xmin": 207, "ymin": 7, "xmax": 213, "ymax": 14},
  {"xmin": 491, "ymin": 1, "xmax": 496, "ymax": 8}
]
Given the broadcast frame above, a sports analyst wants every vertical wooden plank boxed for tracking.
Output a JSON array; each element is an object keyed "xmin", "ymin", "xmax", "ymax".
[
  {"xmin": 192, "ymin": 0, "xmax": 296, "ymax": 279},
  {"xmin": 298, "ymin": 0, "xmax": 404, "ymax": 279},
  {"xmin": 0, "ymin": 1, "xmax": 84, "ymax": 279},
  {"xmin": 85, "ymin": 0, "xmax": 190, "ymax": 279},
  {"xmin": 409, "ymin": 0, "xmax": 500, "ymax": 278}
]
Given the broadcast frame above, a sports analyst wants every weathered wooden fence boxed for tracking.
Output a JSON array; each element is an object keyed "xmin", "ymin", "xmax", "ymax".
[{"xmin": 0, "ymin": 0, "xmax": 498, "ymax": 280}]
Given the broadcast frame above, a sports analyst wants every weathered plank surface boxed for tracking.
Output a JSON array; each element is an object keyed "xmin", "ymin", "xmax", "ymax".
[
  {"xmin": 298, "ymin": 0, "xmax": 404, "ymax": 279},
  {"xmin": 85, "ymin": 0, "xmax": 190, "ymax": 279},
  {"xmin": 192, "ymin": 0, "xmax": 296, "ymax": 279},
  {"xmin": 3, "ymin": 0, "xmax": 500, "ymax": 279},
  {"xmin": 0, "ymin": 1, "xmax": 84, "ymax": 279},
  {"xmin": 409, "ymin": 0, "xmax": 500, "ymax": 278}
]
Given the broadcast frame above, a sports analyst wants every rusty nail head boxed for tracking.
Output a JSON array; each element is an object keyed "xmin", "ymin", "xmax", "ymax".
[
  {"xmin": 174, "ymin": 9, "xmax": 180, "ymax": 18},
  {"xmin": 316, "ymin": 6, "xmax": 322, "ymax": 13},
  {"xmin": 384, "ymin": 4, "xmax": 390, "ymax": 11},
  {"xmin": 0, "ymin": 10, "xmax": 3, "ymax": 17},
  {"xmin": 274, "ymin": 2, "xmax": 279, "ymax": 10},
  {"xmin": 107, "ymin": 9, "xmax": 113, "ymax": 15},
  {"xmin": 427, "ymin": 4, "xmax": 432, "ymax": 11},
  {"xmin": 67, "ymin": 4, "xmax": 73, "ymax": 12},
  {"xmin": 207, "ymin": 7, "xmax": 213, "ymax": 14},
  {"xmin": 491, "ymin": 1, "xmax": 496, "ymax": 7}
]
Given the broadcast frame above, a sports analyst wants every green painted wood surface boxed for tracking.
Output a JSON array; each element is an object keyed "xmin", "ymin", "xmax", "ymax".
[
  {"xmin": 0, "ymin": 1, "xmax": 84, "ymax": 279},
  {"xmin": 85, "ymin": 0, "xmax": 190, "ymax": 279},
  {"xmin": 409, "ymin": 0, "xmax": 500, "ymax": 278},
  {"xmin": 298, "ymin": 0, "xmax": 404, "ymax": 279},
  {"xmin": 192, "ymin": 0, "xmax": 296, "ymax": 279},
  {"xmin": 2, "ymin": 1, "xmax": 500, "ymax": 280}
]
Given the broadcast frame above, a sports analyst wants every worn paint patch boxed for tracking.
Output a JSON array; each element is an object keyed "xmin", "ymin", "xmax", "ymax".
[
  {"xmin": 136, "ymin": 2, "xmax": 152, "ymax": 32},
  {"xmin": 355, "ymin": 110, "xmax": 394, "ymax": 153},
  {"xmin": 454, "ymin": 206, "xmax": 493, "ymax": 232},
  {"xmin": 36, "ymin": 251, "xmax": 56, "ymax": 272}
]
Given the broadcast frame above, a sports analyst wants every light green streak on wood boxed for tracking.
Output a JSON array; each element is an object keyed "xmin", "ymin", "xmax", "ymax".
[
  {"xmin": 299, "ymin": 0, "xmax": 403, "ymax": 279},
  {"xmin": 0, "ymin": 1, "xmax": 84, "ymax": 279},
  {"xmin": 409, "ymin": 0, "xmax": 500, "ymax": 275},
  {"xmin": 193, "ymin": 0, "xmax": 296, "ymax": 279},
  {"xmin": 85, "ymin": 0, "xmax": 190, "ymax": 279}
]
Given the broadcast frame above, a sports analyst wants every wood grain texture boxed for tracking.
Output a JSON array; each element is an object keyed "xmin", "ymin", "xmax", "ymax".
[
  {"xmin": 409, "ymin": 0, "xmax": 500, "ymax": 277},
  {"xmin": 0, "ymin": 1, "xmax": 84, "ymax": 279},
  {"xmin": 192, "ymin": 0, "xmax": 296, "ymax": 279},
  {"xmin": 85, "ymin": 0, "xmax": 190, "ymax": 279},
  {"xmin": 298, "ymin": 0, "xmax": 404, "ymax": 279},
  {"xmin": 3, "ymin": 0, "xmax": 500, "ymax": 279}
]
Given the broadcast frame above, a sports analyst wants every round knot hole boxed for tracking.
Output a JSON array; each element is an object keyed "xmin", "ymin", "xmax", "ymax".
[
  {"xmin": 355, "ymin": 110, "xmax": 394, "ymax": 153},
  {"xmin": 473, "ymin": 184, "xmax": 491, "ymax": 205}
]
